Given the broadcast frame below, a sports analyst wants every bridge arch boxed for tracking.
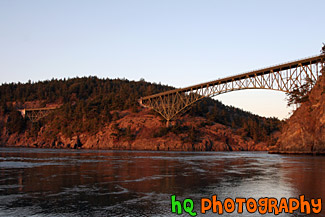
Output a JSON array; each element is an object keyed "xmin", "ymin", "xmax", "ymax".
[{"xmin": 139, "ymin": 55, "xmax": 324, "ymax": 125}]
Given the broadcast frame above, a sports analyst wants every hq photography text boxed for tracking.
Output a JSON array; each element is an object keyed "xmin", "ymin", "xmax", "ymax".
[{"xmin": 171, "ymin": 195, "xmax": 322, "ymax": 216}]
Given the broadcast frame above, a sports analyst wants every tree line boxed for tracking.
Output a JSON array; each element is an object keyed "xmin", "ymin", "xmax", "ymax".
[{"xmin": 0, "ymin": 76, "xmax": 281, "ymax": 143}]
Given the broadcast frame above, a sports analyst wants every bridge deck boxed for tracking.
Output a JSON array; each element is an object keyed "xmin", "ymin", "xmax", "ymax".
[
  {"xmin": 142, "ymin": 54, "xmax": 325, "ymax": 100},
  {"xmin": 24, "ymin": 107, "xmax": 58, "ymax": 111}
]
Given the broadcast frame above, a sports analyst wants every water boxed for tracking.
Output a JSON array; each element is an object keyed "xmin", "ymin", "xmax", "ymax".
[{"xmin": 0, "ymin": 147, "xmax": 324, "ymax": 217}]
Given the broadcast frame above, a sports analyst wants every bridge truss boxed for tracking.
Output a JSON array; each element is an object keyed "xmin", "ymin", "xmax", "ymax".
[
  {"xmin": 18, "ymin": 107, "xmax": 58, "ymax": 122},
  {"xmin": 139, "ymin": 55, "xmax": 325, "ymax": 125}
]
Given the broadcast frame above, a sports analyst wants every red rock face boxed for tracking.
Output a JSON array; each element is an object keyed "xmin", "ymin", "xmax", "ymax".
[
  {"xmin": 1, "ymin": 109, "xmax": 268, "ymax": 152},
  {"xmin": 273, "ymin": 75, "xmax": 325, "ymax": 154}
]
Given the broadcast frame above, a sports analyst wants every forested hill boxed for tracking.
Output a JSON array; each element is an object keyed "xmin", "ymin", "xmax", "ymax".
[
  {"xmin": 0, "ymin": 76, "xmax": 281, "ymax": 148},
  {"xmin": 0, "ymin": 77, "xmax": 173, "ymax": 110}
]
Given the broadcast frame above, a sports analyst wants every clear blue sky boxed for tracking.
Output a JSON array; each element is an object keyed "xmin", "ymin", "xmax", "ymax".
[{"xmin": 1, "ymin": 0, "xmax": 324, "ymax": 119}]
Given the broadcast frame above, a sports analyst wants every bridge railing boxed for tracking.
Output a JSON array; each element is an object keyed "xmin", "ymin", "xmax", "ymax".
[
  {"xmin": 141, "ymin": 54, "xmax": 325, "ymax": 100},
  {"xmin": 221, "ymin": 54, "xmax": 323, "ymax": 81}
]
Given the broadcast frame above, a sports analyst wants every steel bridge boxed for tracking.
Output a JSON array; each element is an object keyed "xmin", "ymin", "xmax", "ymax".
[
  {"xmin": 139, "ymin": 54, "xmax": 325, "ymax": 125},
  {"xmin": 18, "ymin": 107, "xmax": 58, "ymax": 122}
]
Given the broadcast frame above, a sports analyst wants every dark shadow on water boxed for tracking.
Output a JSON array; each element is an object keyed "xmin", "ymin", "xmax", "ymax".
[{"xmin": 0, "ymin": 147, "xmax": 324, "ymax": 216}]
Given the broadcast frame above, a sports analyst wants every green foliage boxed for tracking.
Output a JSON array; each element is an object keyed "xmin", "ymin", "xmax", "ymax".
[
  {"xmin": 286, "ymin": 77, "xmax": 316, "ymax": 106},
  {"xmin": 27, "ymin": 121, "xmax": 42, "ymax": 139},
  {"xmin": 321, "ymin": 44, "xmax": 325, "ymax": 95},
  {"xmin": 186, "ymin": 97, "xmax": 281, "ymax": 142},
  {"xmin": 153, "ymin": 126, "xmax": 169, "ymax": 138},
  {"xmin": 182, "ymin": 126, "xmax": 200, "ymax": 143},
  {"xmin": 154, "ymin": 122, "xmax": 191, "ymax": 138},
  {"xmin": 0, "ymin": 76, "xmax": 172, "ymax": 108},
  {"xmin": 0, "ymin": 76, "xmax": 172, "ymax": 137},
  {"xmin": 125, "ymin": 126, "xmax": 135, "ymax": 141},
  {"xmin": 110, "ymin": 124, "xmax": 135, "ymax": 141},
  {"xmin": 0, "ymin": 101, "xmax": 8, "ymax": 115},
  {"xmin": 6, "ymin": 110, "xmax": 26, "ymax": 134},
  {"xmin": 0, "ymin": 76, "xmax": 281, "ymax": 143},
  {"xmin": 154, "ymin": 123, "xmax": 200, "ymax": 143}
]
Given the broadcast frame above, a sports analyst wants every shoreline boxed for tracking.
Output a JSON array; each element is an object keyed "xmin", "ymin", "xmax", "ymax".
[
  {"xmin": 268, "ymin": 150, "xmax": 325, "ymax": 155},
  {"xmin": 0, "ymin": 145, "xmax": 267, "ymax": 152},
  {"xmin": 2, "ymin": 145, "xmax": 325, "ymax": 155}
]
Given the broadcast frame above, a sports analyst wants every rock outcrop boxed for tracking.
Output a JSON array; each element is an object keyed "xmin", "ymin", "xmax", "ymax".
[
  {"xmin": 270, "ymin": 75, "xmax": 325, "ymax": 154},
  {"xmin": 1, "ymin": 110, "xmax": 268, "ymax": 151}
]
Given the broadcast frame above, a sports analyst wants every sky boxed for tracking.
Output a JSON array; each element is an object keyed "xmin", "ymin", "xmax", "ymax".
[{"xmin": 0, "ymin": 0, "xmax": 324, "ymax": 119}]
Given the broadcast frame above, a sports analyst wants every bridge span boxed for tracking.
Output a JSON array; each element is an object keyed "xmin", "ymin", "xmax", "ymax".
[
  {"xmin": 18, "ymin": 107, "xmax": 58, "ymax": 122},
  {"xmin": 139, "ymin": 54, "xmax": 325, "ymax": 125}
]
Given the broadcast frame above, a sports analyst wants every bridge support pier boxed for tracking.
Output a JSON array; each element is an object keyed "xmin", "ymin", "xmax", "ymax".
[{"xmin": 166, "ymin": 119, "xmax": 170, "ymax": 128}]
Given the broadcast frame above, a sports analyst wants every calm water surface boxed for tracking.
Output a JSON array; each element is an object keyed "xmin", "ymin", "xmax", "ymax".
[{"xmin": 0, "ymin": 147, "xmax": 324, "ymax": 217}]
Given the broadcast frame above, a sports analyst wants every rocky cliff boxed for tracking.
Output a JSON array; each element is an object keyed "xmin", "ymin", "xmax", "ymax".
[
  {"xmin": 1, "ymin": 109, "xmax": 269, "ymax": 151},
  {"xmin": 271, "ymin": 75, "xmax": 325, "ymax": 154},
  {"xmin": 0, "ymin": 76, "xmax": 281, "ymax": 152}
]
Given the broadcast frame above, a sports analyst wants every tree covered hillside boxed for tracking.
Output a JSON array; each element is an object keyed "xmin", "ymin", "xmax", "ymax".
[{"xmin": 0, "ymin": 77, "xmax": 281, "ymax": 144}]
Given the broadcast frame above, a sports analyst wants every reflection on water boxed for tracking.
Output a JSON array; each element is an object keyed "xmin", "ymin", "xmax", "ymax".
[{"xmin": 0, "ymin": 148, "xmax": 324, "ymax": 216}]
